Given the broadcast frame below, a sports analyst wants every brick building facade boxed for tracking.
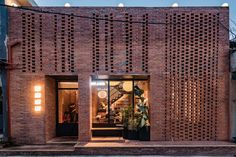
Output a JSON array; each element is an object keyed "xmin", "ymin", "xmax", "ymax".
[{"xmin": 7, "ymin": 7, "xmax": 229, "ymax": 144}]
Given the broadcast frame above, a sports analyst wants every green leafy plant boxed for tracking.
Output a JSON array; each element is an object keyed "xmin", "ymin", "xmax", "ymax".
[
  {"xmin": 122, "ymin": 105, "xmax": 132, "ymax": 128},
  {"xmin": 134, "ymin": 85, "xmax": 150, "ymax": 128}
]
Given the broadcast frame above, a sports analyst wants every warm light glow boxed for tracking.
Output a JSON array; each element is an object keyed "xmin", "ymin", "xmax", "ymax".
[
  {"xmin": 34, "ymin": 99, "xmax": 41, "ymax": 105},
  {"xmin": 34, "ymin": 93, "xmax": 42, "ymax": 99},
  {"xmin": 118, "ymin": 3, "xmax": 124, "ymax": 7},
  {"xmin": 34, "ymin": 86, "xmax": 42, "ymax": 92},
  {"xmin": 123, "ymin": 81, "xmax": 133, "ymax": 92},
  {"xmin": 91, "ymin": 81, "xmax": 106, "ymax": 86},
  {"xmin": 172, "ymin": 3, "xmax": 179, "ymax": 7},
  {"xmin": 11, "ymin": 3, "xmax": 18, "ymax": 7},
  {"xmin": 34, "ymin": 106, "xmax": 41, "ymax": 112},
  {"xmin": 64, "ymin": 3, "xmax": 71, "ymax": 7},
  {"xmin": 110, "ymin": 81, "xmax": 120, "ymax": 86},
  {"xmin": 98, "ymin": 90, "xmax": 107, "ymax": 99},
  {"xmin": 221, "ymin": 3, "xmax": 229, "ymax": 7}
]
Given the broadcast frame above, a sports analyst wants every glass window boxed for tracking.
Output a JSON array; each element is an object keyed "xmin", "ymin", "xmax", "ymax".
[
  {"xmin": 92, "ymin": 81, "xmax": 108, "ymax": 124},
  {"xmin": 109, "ymin": 81, "xmax": 132, "ymax": 124},
  {"xmin": 58, "ymin": 82, "xmax": 78, "ymax": 123},
  {"xmin": 92, "ymin": 79, "xmax": 148, "ymax": 127},
  {"xmin": 58, "ymin": 82, "xmax": 78, "ymax": 89},
  {"xmin": 134, "ymin": 81, "xmax": 149, "ymax": 113}
]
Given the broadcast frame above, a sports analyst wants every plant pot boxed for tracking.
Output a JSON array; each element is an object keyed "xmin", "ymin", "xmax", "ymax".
[
  {"xmin": 127, "ymin": 130, "xmax": 139, "ymax": 140},
  {"xmin": 122, "ymin": 127, "xmax": 129, "ymax": 139},
  {"xmin": 138, "ymin": 126, "xmax": 150, "ymax": 141}
]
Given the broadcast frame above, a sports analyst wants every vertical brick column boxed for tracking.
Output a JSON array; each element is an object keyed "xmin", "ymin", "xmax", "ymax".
[
  {"xmin": 217, "ymin": 8, "xmax": 230, "ymax": 140},
  {"xmin": 78, "ymin": 74, "xmax": 92, "ymax": 141}
]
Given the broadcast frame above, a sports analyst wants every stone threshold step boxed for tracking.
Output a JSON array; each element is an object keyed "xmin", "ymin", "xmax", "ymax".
[{"xmin": 91, "ymin": 127, "xmax": 123, "ymax": 130}]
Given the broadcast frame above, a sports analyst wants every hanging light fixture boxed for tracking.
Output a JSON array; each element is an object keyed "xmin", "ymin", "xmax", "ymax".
[
  {"xmin": 123, "ymin": 81, "xmax": 132, "ymax": 92},
  {"xmin": 98, "ymin": 90, "xmax": 107, "ymax": 99}
]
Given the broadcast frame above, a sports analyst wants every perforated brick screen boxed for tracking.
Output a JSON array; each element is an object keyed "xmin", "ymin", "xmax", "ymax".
[{"xmin": 165, "ymin": 13, "xmax": 220, "ymax": 141}]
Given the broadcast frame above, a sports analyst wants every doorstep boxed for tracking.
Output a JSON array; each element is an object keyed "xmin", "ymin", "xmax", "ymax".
[{"xmin": 74, "ymin": 141, "xmax": 236, "ymax": 155}]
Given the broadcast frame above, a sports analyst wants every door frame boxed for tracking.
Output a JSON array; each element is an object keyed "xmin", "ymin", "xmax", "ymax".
[{"xmin": 55, "ymin": 78, "xmax": 78, "ymax": 136}]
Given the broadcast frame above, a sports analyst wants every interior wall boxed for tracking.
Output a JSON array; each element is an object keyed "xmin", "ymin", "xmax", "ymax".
[{"xmin": 45, "ymin": 76, "xmax": 56, "ymax": 141}]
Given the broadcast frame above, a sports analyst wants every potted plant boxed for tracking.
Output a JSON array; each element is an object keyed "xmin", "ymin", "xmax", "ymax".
[
  {"xmin": 121, "ymin": 106, "xmax": 132, "ymax": 139},
  {"xmin": 134, "ymin": 85, "xmax": 150, "ymax": 141},
  {"xmin": 122, "ymin": 105, "xmax": 140, "ymax": 140},
  {"xmin": 127, "ymin": 114, "xmax": 139, "ymax": 140}
]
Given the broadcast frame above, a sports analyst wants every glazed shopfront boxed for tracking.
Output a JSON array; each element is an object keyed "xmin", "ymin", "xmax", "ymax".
[
  {"xmin": 7, "ymin": 7, "xmax": 230, "ymax": 144},
  {"xmin": 55, "ymin": 76, "xmax": 149, "ymax": 139}
]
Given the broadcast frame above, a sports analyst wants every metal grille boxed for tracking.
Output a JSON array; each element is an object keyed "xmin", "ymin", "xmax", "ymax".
[{"xmin": 165, "ymin": 13, "xmax": 219, "ymax": 141}]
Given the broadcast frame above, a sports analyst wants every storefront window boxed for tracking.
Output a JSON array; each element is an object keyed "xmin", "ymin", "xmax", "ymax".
[
  {"xmin": 134, "ymin": 81, "xmax": 149, "ymax": 113},
  {"xmin": 58, "ymin": 82, "xmax": 78, "ymax": 123},
  {"xmin": 92, "ymin": 81, "xmax": 109, "ymax": 124},
  {"xmin": 92, "ymin": 79, "xmax": 148, "ymax": 127},
  {"xmin": 109, "ymin": 81, "xmax": 132, "ymax": 124}
]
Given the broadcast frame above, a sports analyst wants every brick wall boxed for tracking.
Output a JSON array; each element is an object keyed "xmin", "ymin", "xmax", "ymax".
[
  {"xmin": 45, "ymin": 76, "xmax": 56, "ymax": 142},
  {"xmin": 8, "ymin": 7, "xmax": 229, "ymax": 143}
]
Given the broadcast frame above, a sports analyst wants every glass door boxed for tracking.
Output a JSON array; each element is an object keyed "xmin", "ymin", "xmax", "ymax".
[{"xmin": 57, "ymin": 81, "xmax": 78, "ymax": 136}]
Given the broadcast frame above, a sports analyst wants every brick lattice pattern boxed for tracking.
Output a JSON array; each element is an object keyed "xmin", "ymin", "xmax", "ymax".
[
  {"xmin": 8, "ymin": 8, "xmax": 229, "ymax": 144},
  {"xmin": 165, "ymin": 13, "xmax": 220, "ymax": 141}
]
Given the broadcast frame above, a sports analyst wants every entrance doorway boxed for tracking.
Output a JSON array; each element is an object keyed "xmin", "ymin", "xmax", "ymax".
[
  {"xmin": 56, "ymin": 81, "xmax": 78, "ymax": 136},
  {"xmin": 91, "ymin": 79, "xmax": 149, "ymax": 137}
]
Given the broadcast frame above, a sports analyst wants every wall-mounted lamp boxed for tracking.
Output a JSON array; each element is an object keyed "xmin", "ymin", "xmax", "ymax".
[
  {"xmin": 34, "ymin": 99, "xmax": 41, "ymax": 105},
  {"xmin": 34, "ymin": 93, "xmax": 42, "ymax": 99},
  {"xmin": 34, "ymin": 106, "xmax": 41, "ymax": 112},
  {"xmin": 34, "ymin": 85, "xmax": 42, "ymax": 112},
  {"xmin": 34, "ymin": 86, "xmax": 42, "ymax": 92}
]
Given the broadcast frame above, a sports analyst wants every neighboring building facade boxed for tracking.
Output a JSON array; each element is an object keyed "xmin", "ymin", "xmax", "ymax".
[
  {"xmin": 7, "ymin": 7, "xmax": 229, "ymax": 144},
  {"xmin": 5, "ymin": 0, "xmax": 37, "ymax": 6}
]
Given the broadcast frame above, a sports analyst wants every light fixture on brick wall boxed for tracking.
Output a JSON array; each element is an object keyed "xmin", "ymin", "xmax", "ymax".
[{"xmin": 34, "ymin": 85, "xmax": 42, "ymax": 112}]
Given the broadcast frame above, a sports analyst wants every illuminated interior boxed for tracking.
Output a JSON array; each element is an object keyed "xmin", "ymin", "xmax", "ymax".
[
  {"xmin": 92, "ymin": 79, "xmax": 148, "ymax": 127},
  {"xmin": 58, "ymin": 82, "xmax": 78, "ymax": 123}
]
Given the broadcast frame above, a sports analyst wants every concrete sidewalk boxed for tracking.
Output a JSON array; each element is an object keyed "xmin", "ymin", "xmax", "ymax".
[{"xmin": 0, "ymin": 141, "xmax": 235, "ymax": 156}]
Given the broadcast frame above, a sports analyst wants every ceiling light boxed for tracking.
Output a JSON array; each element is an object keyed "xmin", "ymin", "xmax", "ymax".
[{"xmin": 123, "ymin": 81, "xmax": 132, "ymax": 92}]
